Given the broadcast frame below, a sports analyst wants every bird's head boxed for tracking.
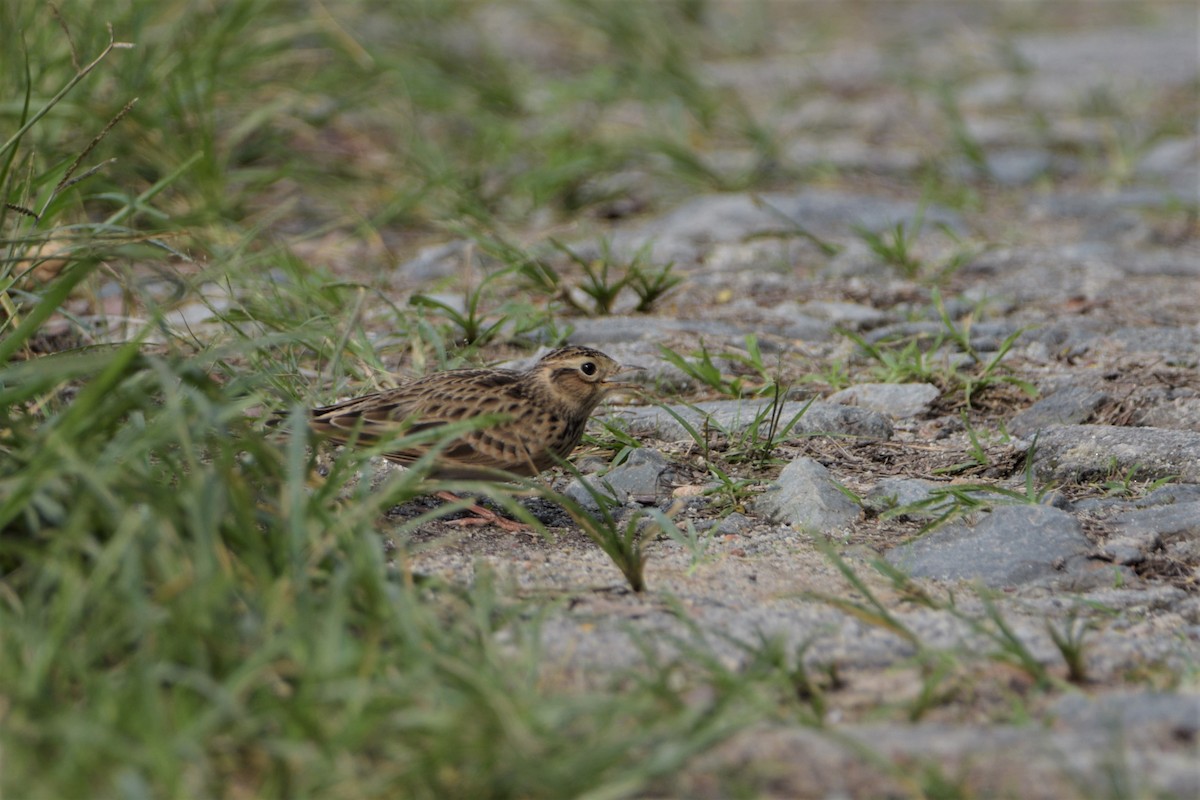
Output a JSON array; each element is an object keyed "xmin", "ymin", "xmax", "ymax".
[{"xmin": 532, "ymin": 346, "xmax": 642, "ymax": 409}]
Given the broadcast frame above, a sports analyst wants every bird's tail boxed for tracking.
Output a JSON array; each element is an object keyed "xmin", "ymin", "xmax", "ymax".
[{"xmin": 263, "ymin": 405, "xmax": 310, "ymax": 431}]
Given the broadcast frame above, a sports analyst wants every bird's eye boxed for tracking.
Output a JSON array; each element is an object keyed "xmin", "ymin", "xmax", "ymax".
[{"xmin": 580, "ymin": 361, "xmax": 597, "ymax": 376}]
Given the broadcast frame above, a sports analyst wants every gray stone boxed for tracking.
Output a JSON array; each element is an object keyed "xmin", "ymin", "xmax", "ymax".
[
  {"xmin": 1069, "ymin": 483, "xmax": 1200, "ymax": 514},
  {"xmin": 721, "ymin": 299, "xmax": 837, "ymax": 342},
  {"xmin": 945, "ymin": 148, "xmax": 1061, "ymax": 186},
  {"xmin": 820, "ymin": 238, "xmax": 885, "ymax": 279},
  {"xmin": 393, "ymin": 240, "xmax": 470, "ymax": 284},
  {"xmin": 566, "ymin": 316, "xmax": 750, "ymax": 345},
  {"xmin": 1118, "ymin": 250, "xmax": 1200, "ymax": 278},
  {"xmin": 1016, "ymin": 24, "xmax": 1199, "ymax": 96},
  {"xmin": 784, "ymin": 137, "xmax": 923, "ymax": 175},
  {"xmin": 695, "ymin": 711, "xmax": 1200, "ymax": 800},
  {"xmin": 1009, "ymin": 387, "xmax": 1110, "ymax": 438},
  {"xmin": 961, "ymin": 320, "xmax": 1025, "ymax": 353},
  {"xmin": 986, "ymin": 148, "xmax": 1058, "ymax": 186},
  {"xmin": 861, "ymin": 320, "xmax": 944, "ymax": 344},
  {"xmin": 1137, "ymin": 136, "xmax": 1199, "ymax": 178},
  {"xmin": 864, "ymin": 319, "xmax": 1022, "ymax": 357},
  {"xmin": 885, "ymin": 505, "xmax": 1093, "ymax": 587},
  {"xmin": 864, "ymin": 478, "xmax": 940, "ymax": 515},
  {"xmin": 1112, "ymin": 326, "xmax": 1200, "ymax": 358},
  {"xmin": 1100, "ymin": 501, "xmax": 1200, "ymax": 565},
  {"xmin": 1050, "ymin": 691, "xmax": 1200, "ymax": 738},
  {"xmin": 1111, "ymin": 501, "xmax": 1200, "ymax": 541},
  {"xmin": 598, "ymin": 448, "xmax": 672, "ymax": 501},
  {"xmin": 827, "ymin": 382, "xmax": 939, "ymax": 419},
  {"xmin": 795, "ymin": 300, "xmax": 890, "ymax": 329},
  {"xmin": 751, "ymin": 457, "xmax": 861, "ymax": 532},
  {"xmin": 1030, "ymin": 188, "xmax": 1188, "ymax": 219},
  {"xmin": 1137, "ymin": 483, "xmax": 1200, "ymax": 508},
  {"xmin": 1034, "ymin": 425, "xmax": 1200, "ymax": 484},
  {"xmin": 961, "ymin": 246, "xmax": 1126, "ymax": 302},
  {"xmin": 560, "ymin": 478, "xmax": 610, "ymax": 511},
  {"xmin": 701, "ymin": 298, "xmax": 834, "ymax": 342},
  {"xmin": 617, "ymin": 399, "xmax": 893, "ymax": 442},
  {"xmin": 1096, "ymin": 543, "xmax": 1146, "ymax": 568},
  {"xmin": 715, "ymin": 511, "xmax": 754, "ymax": 536},
  {"xmin": 563, "ymin": 449, "xmax": 671, "ymax": 509},
  {"xmin": 1137, "ymin": 482, "xmax": 1200, "ymax": 506},
  {"xmin": 1168, "ymin": 535, "xmax": 1200, "ymax": 570},
  {"xmin": 610, "ymin": 189, "xmax": 966, "ymax": 264}
]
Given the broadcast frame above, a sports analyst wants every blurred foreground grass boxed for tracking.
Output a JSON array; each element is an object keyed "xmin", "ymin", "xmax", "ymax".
[{"xmin": 0, "ymin": 1, "xmax": 786, "ymax": 796}]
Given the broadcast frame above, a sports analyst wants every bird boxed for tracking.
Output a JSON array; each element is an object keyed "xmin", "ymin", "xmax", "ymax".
[{"xmin": 293, "ymin": 345, "xmax": 641, "ymax": 529}]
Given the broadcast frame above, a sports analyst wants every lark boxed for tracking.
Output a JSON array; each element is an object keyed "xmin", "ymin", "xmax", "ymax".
[{"xmin": 298, "ymin": 346, "xmax": 640, "ymax": 529}]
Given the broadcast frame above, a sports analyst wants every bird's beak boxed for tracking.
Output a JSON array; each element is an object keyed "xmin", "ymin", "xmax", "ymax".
[{"xmin": 605, "ymin": 363, "xmax": 646, "ymax": 393}]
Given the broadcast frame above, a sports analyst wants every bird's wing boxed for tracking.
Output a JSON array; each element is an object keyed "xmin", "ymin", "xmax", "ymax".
[{"xmin": 307, "ymin": 372, "xmax": 528, "ymax": 473}]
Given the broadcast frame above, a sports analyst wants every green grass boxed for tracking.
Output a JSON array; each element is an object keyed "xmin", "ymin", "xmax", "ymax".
[{"xmin": 840, "ymin": 289, "xmax": 1037, "ymax": 409}]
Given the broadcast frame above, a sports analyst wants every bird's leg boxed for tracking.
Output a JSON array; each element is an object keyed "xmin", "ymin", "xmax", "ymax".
[{"xmin": 434, "ymin": 491, "xmax": 530, "ymax": 533}]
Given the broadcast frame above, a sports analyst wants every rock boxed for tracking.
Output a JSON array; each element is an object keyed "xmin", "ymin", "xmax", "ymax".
[
  {"xmin": 863, "ymin": 478, "xmax": 940, "ymax": 515},
  {"xmin": 1050, "ymin": 691, "xmax": 1200, "ymax": 740},
  {"xmin": 563, "ymin": 448, "xmax": 671, "ymax": 509},
  {"xmin": 862, "ymin": 319, "xmax": 1023, "ymax": 356},
  {"xmin": 1110, "ymin": 500, "xmax": 1200, "ymax": 541},
  {"xmin": 1034, "ymin": 425, "xmax": 1200, "ymax": 484},
  {"xmin": 751, "ymin": 457, "xmax": 861, "ymax": 532},
  {"xmin": 945, "ymin": 148, "xmax": 1060, "ymax": 186},
  {"xmin": 608, "ymin": 189, "xmax": 967, "ymax": 264},
  {"xmin": 1030, "ymin": 188, "xmax": 1186, "ymax": 220},
  {"xmin": 1009, "ymin": 387, "xmax": 1110, "ymax": 438},
  {"xmin": 785, "ymin": 137, "xmax": 924, "ymax": 175},
  {"xmin": 1136, "ymin": 483, "xmax": 1200, "ymax": 507},
  {"xmin": 885, "ymin": 505, "xmax": 1093, "ymax": 587},
  {"xmin": 392, "ymin": 240, "xmax": 470, "ymax": 284},
  {"xmin": 1118, "ymin": 250, "xmax": 1200, "ymax": 278},
  {"xmin": 860, "ymin": 320, "xmax": 943, "ymax": 344},
  {"xmin": 618, "ymin": 399, "xmax": 894, "ymax": 443},
  {"xmin": 693, "ymin": 709, "xmax": 1200, "ymax": 800},
  {"xmin": 821, "ymin": 238, "xmax": 886, "ymax": 279},
  {"xmin": 1068, "ymin": 483, "xmax": 1200, "ymax": 514},
  {"xmin": 1112, "ymin": 326, "xmax": 1200, "ymax": 358},
  {"xmin": 795, "ymin": 300, "xmax": 890, "ymax": 329},
  {"xmin": 985, "ymin": 148, "xmax": 1057, "ymax": 186},
  {"xmin": 1098, "ymin": 501, "xmax": 1200, "ymax": 565},
  {"xmin": 1137, "ymin": 136, "xmax": 1198, "ymax": 176},
  {"xmin": 827, "ymin": 383, "xmax": 940, "ymax": 419},
  {"xmin": 600, "ymin": 448, "xmax": 672, "ymax": 502},
  {"xmin": 961, "ymin": 245, "xmax": 1128, "ymax": 303},
  {"xmin": 960, "ymin": 320, "xmax": 1025, "ymax": 353},
  {"xmin": 715, "ymin": 511, "xmax": 754, "ymax": 536},
  {"xmin": 567, "ymin": 316, "xmax": 750, "ymax": 345}
]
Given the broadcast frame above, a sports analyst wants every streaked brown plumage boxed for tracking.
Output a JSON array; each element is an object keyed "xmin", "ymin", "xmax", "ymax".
[{"xmin": 305, "ymin": 346, "xmax": 638, "ymax": 481}]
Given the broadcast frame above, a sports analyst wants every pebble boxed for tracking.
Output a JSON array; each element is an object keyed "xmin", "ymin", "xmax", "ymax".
[
  {"xmin": 826, "ymin": 382, "xmax": 940, "ymax": 420},
  {"xmin": 1034, "ymin": 425, "xmax": 1200, "ymax": 483},
  {"xmin": 750, "ymin": 457, "xmax": 861, "ymax": 533},
  {"xmin": 1097, "ymin": 501, "xmax": 1200, "ymax": 566},
  {"xmin": 885, "ymin": 505, "xmax": 1094, "ymax": 588},
  {"xmin": 863, "ymin": 478, "xmax": 940, "ymax": 516},
  {"xmin": 617, "ymin": 399, "xmax": 894, "ymax": 443},
  {"xmin": 607, "ymin": 189, "xmax": 967, "ymax": 265},
  {"xmin": 1009, "ymin": 387, "xmax": 1110, "ymax": 438},
  {"xmin": 563, "ymin": 448, "xmax": 672, "ymax": 509}
]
